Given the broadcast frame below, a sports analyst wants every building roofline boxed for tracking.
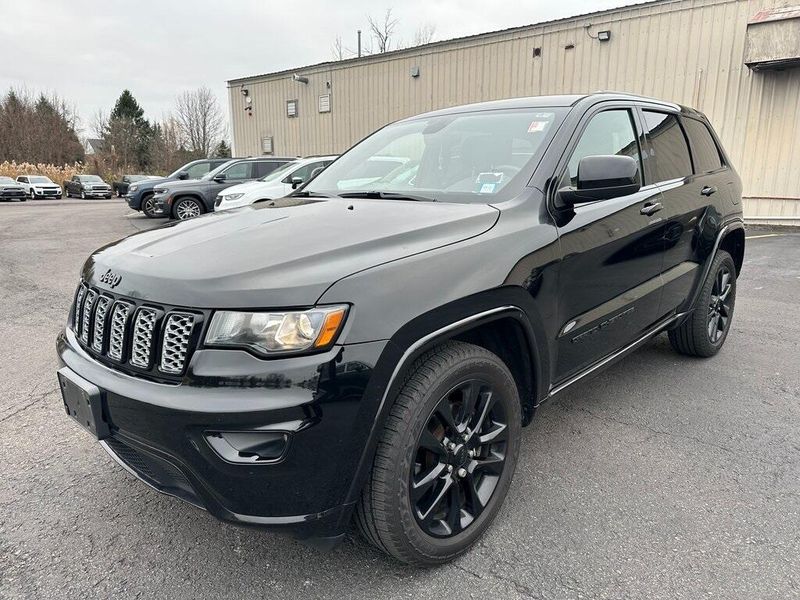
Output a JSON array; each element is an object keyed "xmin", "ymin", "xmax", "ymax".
[{"xmin": 227, "ymin": 0, "xmax": 692, "ymax": 85}]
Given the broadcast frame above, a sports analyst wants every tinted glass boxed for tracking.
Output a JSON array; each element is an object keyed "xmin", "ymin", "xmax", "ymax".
[
  {"xmin": 223, "ymin": 162, "xmax": 252, "ymax": 180},
  {"xmin": 642, "ymin": 111, "xmax": 693, "ymax": 182},
  {"xmin": 683, "ymin": 118, "xmax": 723, "ymax": 173},
  {"xmin": 287, "ymin": 161, "xmax": 328, "ymax": 182},
  {"xmin": 564, "ymin": 109, "xmax": 641, "ymax": 187},
  {"xmin": 254, "ymin": 160, "xmax": 288, "ymax": 178},
  {"xmin": 185, "ymin": 162, "xmax": 212, "ymax": 179},
  {"xmin": 306, "ymin": 107, "xmax": 567, "ymax": 203}
]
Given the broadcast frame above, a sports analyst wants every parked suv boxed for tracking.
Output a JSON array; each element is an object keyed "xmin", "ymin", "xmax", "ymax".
[
  {"xmin": 153, "ymin": 157, "xmax": 294, "ymax": 219},
  {"xmin": 16, "ymin": 175, "xmax": 62, "ymax": 199},
  {"xmin": 57, "ymin": 93, "xmax": 744, "ymax": 566},
  {"xmin": 125, "ymin": 158, "xmax": 230, "ymax": 218},
  {"xmin": 215, "ymin": 156, "xmax": 337, "ymax": 211},
  {"xmin": 0, "ymin": 176, "xmax": 27, "ymax": 201},
  {"xmin": 64, "ymin": 175, "xmax": 112, "ymax": 199}
]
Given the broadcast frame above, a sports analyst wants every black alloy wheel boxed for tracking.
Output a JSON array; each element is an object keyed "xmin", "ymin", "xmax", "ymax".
[
  {"xmin": 411, "ymin": 379, "xmax": 509, "ymax": 538},
  {"xmin": 707, "ymin": 264, "xmax": 733, "ymax": 343}
]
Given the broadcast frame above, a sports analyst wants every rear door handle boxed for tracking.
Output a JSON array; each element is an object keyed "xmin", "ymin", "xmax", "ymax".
[
  {"xmin": 701, "ymin": 186, "xmax": 717, "ymax": 196},
  {"xmin": 640, "ymin": 201, "xmax": 663, "ymax": 216}
]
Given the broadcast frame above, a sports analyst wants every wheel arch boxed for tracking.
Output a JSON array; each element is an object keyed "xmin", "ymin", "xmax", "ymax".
[
  {"xmin": 719, "ymin": 226, "xmax": 745, "ymax": 276},
  {"xmin": 170, "ymin": 193, "xmax": 206, "ymax": 217},
  {"xmin": 342, "ymin": 287, "xmax": 550, "ymax": 509}
]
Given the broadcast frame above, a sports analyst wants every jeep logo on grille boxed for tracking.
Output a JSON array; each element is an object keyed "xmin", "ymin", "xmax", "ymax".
[{"xmin": 99, "ymin": 268, "xmax": 122, "ymax": 288}]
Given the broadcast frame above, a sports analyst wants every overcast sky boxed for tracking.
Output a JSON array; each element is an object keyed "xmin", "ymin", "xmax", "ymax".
[{"xmin": 1, "ymin": 0, "xmax": 635, "ymax": 138}]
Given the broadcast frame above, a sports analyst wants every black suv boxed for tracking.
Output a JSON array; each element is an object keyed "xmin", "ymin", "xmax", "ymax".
[
  {"xmin": 152, "ymin": 157, "xmax": 294, "ymax": 220},
  {"xmin": 56, "ymin": 93, "xmax": 744, "ymax": 566}
]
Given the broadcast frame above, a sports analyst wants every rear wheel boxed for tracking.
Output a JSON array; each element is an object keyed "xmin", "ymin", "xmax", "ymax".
[
  {"xmin": 668, "ymin": 250, "xmax": 736, "ymax": 357},
  {"xmin": 173, "ymin": 197, "xmax": 204, "ymax": 220},
  {"xmin": 356, "ymin": 341, "xmax": 521, "ymax": 566},
  {"xmin": 141, "ymin": 194, "xmax": 158, "ymax": 218}
]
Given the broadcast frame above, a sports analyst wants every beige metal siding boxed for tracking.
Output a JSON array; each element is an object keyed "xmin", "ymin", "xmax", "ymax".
[{"xmin": 229, "ymin": 0, "xmax": 800, "ymax": 224}]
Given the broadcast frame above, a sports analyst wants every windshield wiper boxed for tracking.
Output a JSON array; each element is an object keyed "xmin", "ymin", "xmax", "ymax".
[{"xmin": 338, "ymin": 191, "xmax": 437, "ymax": 202}]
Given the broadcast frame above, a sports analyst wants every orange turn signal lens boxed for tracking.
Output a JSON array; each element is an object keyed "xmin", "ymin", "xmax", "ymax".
[{"xmin": 314, "ymin": 308, "xmax": 347, "ymax": 348}]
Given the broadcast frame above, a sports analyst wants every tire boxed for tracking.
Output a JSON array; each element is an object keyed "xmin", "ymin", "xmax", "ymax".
[
  {"xmin": 29, "ymin": 190, "xmax": 35, "ymax": 199},
  {"xmin": 356, "ymin": 341, "xmax": 521, "ymax": 566},
  {"xmin": 116, "ymin": 189, "xmax": 122, "ymax": 198},
  {"xmin": 668, "ymin": 249, "xmax": 737, "ymax": 357},
  {"xmin": 172, "ymin": 197, "xmax": 204, "ymax": 220},
  {"xmin": 141, "ymin": 194, "xmax": 158, "ymax": 218},
  {"xmin": 80, "ymin": 191, "xmax": 86, "ymax": 200},
  {"xmin": 105, "ymin": 194, "xmax": 112, "ymax": 199}
]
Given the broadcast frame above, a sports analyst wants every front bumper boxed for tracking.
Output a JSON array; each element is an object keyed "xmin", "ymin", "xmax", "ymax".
[
  {"xmin": 82, "ymin": 190, "xmax": 112, "ymax": 197},
  {"xmin": 56, "ymin": 326, "xmax": 388, "ymax": 542}
]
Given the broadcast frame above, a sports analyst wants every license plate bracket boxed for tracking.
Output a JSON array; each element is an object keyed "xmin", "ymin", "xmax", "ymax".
[{"xmin": 58, "ymin": 367, "xmax": 110, "ymax": 440}]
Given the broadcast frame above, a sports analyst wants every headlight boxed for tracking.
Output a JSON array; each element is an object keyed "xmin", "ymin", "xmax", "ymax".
[
  {"xmin": 153, "ymin": 188, "xmax": 167, "ymax": 195},
  {"xmin": 221, "ymin": 193, "xmax": 244, "ymax": 202},
  {"xmin": 205, "ymin": 305, "xmax": 348, "ymax": 355},
  {"xmin": 129, "ymin": 184, "xmax": 139, "ymax": 192}
]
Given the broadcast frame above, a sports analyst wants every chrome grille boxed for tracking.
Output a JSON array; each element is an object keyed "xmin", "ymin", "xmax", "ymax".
[
  {"xmin": 70, "ymin": 282, "xmax": 200, "ymax": 381},
  {"xmin": 80, "ymin": 289, "xmax": 97, "ymax": 344},
  {"xmin": 160, "ymin": 313, "xmax": 195, "ymax": 374},
  {"xmin": 91, "ymin": 295, "xmax": 112, "ymax": 352},
  {"xmin": 129, "ymin": 308, "xmax": 158, "ymax": 368},
  {"xmin": 107, "ymin": 301, "xmax": 133, "ymax": 361}
]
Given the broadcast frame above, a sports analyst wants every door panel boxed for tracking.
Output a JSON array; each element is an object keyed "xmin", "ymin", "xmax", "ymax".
[{"xmin": 553, "ymin": 107, "xmax": 665, "ymax": 382}]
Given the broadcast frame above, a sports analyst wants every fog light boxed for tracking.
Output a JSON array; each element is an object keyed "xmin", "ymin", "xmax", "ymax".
[{"xmin": 205, "ymin": 431, "xmax": 289, "ymax": 463}]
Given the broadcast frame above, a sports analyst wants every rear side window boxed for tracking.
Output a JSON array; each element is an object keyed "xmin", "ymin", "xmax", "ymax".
[
  {"xmin": 564, "ymin": 109, "xmax": 641, "ymax": 187},
  {"xmin": 683, "ymin": 118, "xmax": 723, "ymax": 173},
  {"xmin": 642, "ymin": 111, "xmax": 693, "ymax": 183},
  {"xmin": 254, "ymin": 161, "xmax": 287, "ymax": 178},
  {"xmin": 185, "ymin": 162, "xmax": 212, "ymax": 179}
]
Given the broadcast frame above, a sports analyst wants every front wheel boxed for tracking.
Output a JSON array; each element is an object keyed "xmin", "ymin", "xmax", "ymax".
[
  {"xmin": 356, "ymin": 341, "xmax": 521, "ymax": 566},
  {"xmin": 141, "ymin": 194, "xmax": 159, "ymax": 218},
  {"xmin": 173, "ymin": 197, "xmax": 204, "ymax": 220},
  {"xmin": 80, "ymin": 191, "xmax": 86, "ymax": 199},
  {"xmin": 669, "ymin": 249, "xmax": 737, "ymax": 357}
]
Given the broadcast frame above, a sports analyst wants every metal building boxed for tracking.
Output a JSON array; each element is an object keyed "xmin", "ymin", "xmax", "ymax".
[{"xmin": 227, "ymin": 0, "xmax": 800, "ymax": 224}]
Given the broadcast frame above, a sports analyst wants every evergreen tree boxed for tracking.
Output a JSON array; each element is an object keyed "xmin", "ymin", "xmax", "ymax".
[{"xmin": 214, "ymin": 140, "xmax": 231, "ymax": 158}]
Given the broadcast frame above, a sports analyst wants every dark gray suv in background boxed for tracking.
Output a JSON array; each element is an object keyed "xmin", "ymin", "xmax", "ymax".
[
  {"xmin": 126, "ymin": 158, "xmax": 231, "ymax": 218},
  {"xmin": 153, "ymin": 157, "xmax": 294, "ymax": 220}
]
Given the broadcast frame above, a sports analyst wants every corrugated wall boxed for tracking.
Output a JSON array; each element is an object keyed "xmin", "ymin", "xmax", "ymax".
[{"xmin": 229, "ymin": 0, "xmax": 800, "ymax": 224}]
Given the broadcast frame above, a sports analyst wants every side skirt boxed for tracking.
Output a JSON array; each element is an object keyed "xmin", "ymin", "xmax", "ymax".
[{"xmin": 545, "ymin": 310, "xmax": 688, "ymax": 400}]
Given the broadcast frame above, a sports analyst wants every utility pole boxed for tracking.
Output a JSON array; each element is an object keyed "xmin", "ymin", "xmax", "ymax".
[{"xmin": 357, "ymin": 29, "xmax": 362, "ymax": 57}]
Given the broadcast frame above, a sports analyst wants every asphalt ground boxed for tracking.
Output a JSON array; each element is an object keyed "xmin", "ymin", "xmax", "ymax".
[{"xmin": 1, "ymin": 199, "xmax": 798, "ymax": 599}]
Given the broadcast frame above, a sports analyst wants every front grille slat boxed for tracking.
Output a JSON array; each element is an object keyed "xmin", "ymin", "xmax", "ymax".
[
  {"xmin": 107, "ymin": 301, "xmax": 133, "ymax": 361},
  {"xmin": 70, "ymin": 282, "xmax": 200, "ymax": 382},
  {"xmin": 79, "ymin": 289, "xmax": 97, "ymax": 344},
  {"xmin": 91, "ymin": 295, "xmax": 112, "ymax": 352},
  {"xmin": 129, "ymin": 308, "xmax": 158, "ymax": 368},
  {"xmin": 160, "ymin": 313, "xmax": 195, "ymax": 375}
]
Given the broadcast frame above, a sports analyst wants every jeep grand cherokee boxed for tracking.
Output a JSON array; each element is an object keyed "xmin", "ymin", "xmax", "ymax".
[{"xmin": 56, "ymin": 93, "xmax": 744, "ymax": 566}]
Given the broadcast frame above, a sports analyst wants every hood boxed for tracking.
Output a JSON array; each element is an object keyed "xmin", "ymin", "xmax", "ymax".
[
  {"xmin": 157, "ymin": 178, "xmax": 208, "ymax": 192},
  {"xmin": 33, "ymin": 182, "xmax": 59, "ymax": 187},
  {"xmin": 221, "ymin": 180, "xmax": 266, "ymax": 195},
  {"xmin": 132, "ymin": 176, "xmax": 176, "ymax": 191},
  {"xmin": 0, "ymin": 183, "xmax": 23, "ymax": 189},
  {"xmin": 83, "ymin": 198, "xmax": 499, "ymax": 308}
]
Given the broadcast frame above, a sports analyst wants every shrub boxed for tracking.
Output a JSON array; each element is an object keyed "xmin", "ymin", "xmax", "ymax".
[{"xmin": 0, "ymin": 160, "xmax": 85, "ymax": 183}]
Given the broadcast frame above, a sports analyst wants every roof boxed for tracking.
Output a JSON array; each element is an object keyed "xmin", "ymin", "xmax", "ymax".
[{"xmin": 228, "ymin": 0, "xmax": 670, "ymax": 85}]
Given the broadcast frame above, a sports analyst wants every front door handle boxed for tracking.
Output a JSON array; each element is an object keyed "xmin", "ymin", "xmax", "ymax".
[
  {"xmin": 640, "ymin": 201, "xmax": 663, "ymax": 216},
  {"xmin": 701, "ymin": 185, "xmax": 718, "ymax": 196}
]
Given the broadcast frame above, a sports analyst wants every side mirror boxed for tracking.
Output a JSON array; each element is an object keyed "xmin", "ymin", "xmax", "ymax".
[
  {"xmin": 213, "ymin": 173, "xmax": 227, "ymax": 183},
  {"xmin": 177, "ymin": 171, "xmax": 189, "ymax": 180},
  {"xmin": 557, "ymin": 155, "xmax": 640, "ymax": 207},
  {"xmin": 291, "ymin": 176, "xmax": 304, "ymax": 189}
]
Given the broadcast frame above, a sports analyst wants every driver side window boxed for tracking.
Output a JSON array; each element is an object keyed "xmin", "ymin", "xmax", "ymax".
[
  {"xmin": 185, "ymin": 162, "xmax": 211, "ymax": 179},
  {"xmin": 223, "ymin": 162, "xmax": 251, "ymax": 180},
  {"xmin": 563, "ymin": 109, "xmax": 641, "ymax": 187}
]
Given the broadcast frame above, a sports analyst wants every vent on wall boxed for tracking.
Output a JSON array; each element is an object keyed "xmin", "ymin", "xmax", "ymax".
[{"xmin": 745, "ymin": 6, "xmax": 800, "ymax": 70}]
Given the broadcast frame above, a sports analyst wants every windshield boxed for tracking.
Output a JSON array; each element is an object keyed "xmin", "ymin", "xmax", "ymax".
[
  {"xmin": 306, "ymin": 107, "xmax": 566, "ymax": 203},
  {"xmin": 260, "ymin": 160, "xmax": 299, "ymax": 182},
  {"xmin": 80, "ymin": 175, "xmax": 103, "ymax": 182},
  {"xmin": 30, "ymin": 176, "xmax": 53, "ymax": 184},
  {"xmin": 201, "ymin": 160, "xmax": 236, "ymax": 180}
]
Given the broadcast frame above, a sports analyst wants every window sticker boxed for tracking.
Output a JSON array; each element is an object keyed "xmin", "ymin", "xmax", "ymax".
[
  {"xmin": 476, "ymin": 172, "xmax": 503, "ymax": 194},
  {"xmin": 527, "ymin": 120, "xmax": 549, "ymax": 133}
]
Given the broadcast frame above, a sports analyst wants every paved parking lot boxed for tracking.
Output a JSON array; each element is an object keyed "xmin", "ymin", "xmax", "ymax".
[{"xmin": 1, "ymin": 199, "xmax": 798, "ymax": 599}]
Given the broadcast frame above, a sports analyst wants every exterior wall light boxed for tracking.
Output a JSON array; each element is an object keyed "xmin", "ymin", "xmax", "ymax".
[{"xmin": 598, "ymin": 30, "xmax": 611, "ymax": 41}]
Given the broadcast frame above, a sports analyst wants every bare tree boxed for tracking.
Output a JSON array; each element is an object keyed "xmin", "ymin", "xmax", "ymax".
[
  {"xmin": 413, "ymin": 23, "xmax": 436, "ymax": 46},
  {"xmin": 368, "ymin": 8, "xmax": 399, "ymax": 53},
  {"xmin": 332, "ymin": 35, "xmax": 346, "ymax": 60},
  {"xmin": 174, "ymin": 87, "xmax": 226, "ymax": 158}
]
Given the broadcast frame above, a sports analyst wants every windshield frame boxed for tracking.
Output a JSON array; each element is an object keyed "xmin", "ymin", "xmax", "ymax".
[{"xmin": 303, "ymin": 106, "xmax": 568, "ymax": 204}]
